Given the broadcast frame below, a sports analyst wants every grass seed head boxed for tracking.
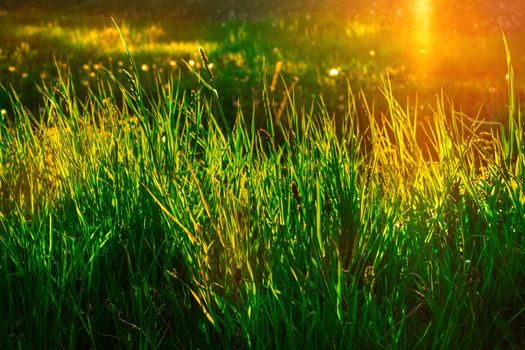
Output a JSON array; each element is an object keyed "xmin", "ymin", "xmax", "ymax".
[
  {"xmin": 199, "ymin": 46, "xmax": 214, "ymax": 80},
  {"xmin": 199, "ymin": 46, "xmax": 209, "ymax": 66}
]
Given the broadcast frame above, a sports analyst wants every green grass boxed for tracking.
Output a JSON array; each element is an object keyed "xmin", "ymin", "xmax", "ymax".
[
  {"xmin": 1, "ymin": 28, "xmax": 524, "ymax": 347},
  {"xmin": 2, "ymin": 7, "xmax": 524, "ymax": 122}
]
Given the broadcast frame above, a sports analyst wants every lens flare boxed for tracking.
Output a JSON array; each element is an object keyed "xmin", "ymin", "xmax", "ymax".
[
  {"xmin": 414, "ymin": 0, "xmax": 431, "ymax": 50},
  {"xmin": 411, "ymin": 0, "xmax": 433, "ymax": 75}
]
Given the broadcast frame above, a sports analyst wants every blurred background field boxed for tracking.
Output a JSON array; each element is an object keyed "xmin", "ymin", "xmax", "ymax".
[{"xmin": 1, "ymin": 0, "xmax": 525, "ymax": 123}]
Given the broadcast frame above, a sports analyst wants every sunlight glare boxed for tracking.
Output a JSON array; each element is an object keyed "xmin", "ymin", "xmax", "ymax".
[
  {"xmin": 410, "ymin": 0, "xmax": 434, "ymax": 76},
  {"xmin": 413, "ymin": 0, "xmax": 432, "ymax": 53}
]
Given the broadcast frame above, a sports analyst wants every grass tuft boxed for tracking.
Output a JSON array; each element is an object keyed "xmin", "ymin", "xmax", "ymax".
[{"xmin": 0, "ymin": 36, "xmax": 524, "ymax": 349}]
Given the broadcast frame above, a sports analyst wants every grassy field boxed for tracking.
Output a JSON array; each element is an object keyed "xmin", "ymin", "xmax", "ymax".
[
  {"xmin": 2, "ymin": 4, "xmax": 524, "ymax": 119},
  {"xmin": 1, "ymin": 3, "xmax": 525, "ymax": 349}
]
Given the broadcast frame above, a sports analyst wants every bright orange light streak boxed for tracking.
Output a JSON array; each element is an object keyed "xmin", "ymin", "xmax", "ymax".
[
  {"xmin": 411, "ymin": 0, "xmax": 434, "ymax": 75},
  {"xmin": 413, "ymin": 0, "xmax": 432, "ymax": 52}
]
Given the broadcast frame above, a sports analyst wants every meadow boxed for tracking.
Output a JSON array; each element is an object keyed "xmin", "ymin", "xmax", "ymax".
[{"xmin": 1, "ymin": 2, "xmax": 525, "ymax": 349}]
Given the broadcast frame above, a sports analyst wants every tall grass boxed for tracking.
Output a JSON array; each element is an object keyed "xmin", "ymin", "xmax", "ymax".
[{"xmin": 0, "ymin": 42, "xmax": 524, "ymax": 349}]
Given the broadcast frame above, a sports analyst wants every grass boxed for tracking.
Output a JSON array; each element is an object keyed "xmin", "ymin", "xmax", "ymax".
[
  {"xmin": 1, "ymin": 30, "xmax": 524, "ymax": 347},
  {"xmin": 1, "ymin": 6, "xmax": 525, "ymax": 349},
  {"xmin": 2, "ymin": 7, "xmax": 524, "ymax": 121}
]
